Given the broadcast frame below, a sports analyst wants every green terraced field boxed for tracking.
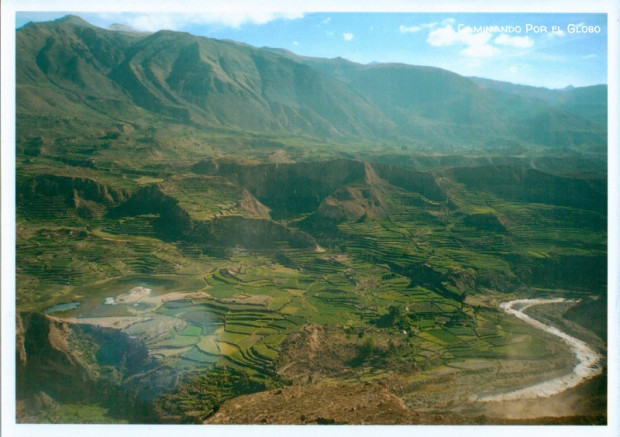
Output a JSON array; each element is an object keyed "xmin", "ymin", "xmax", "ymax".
[{"xmin": 14, "ymin": 76, "xmax": 607, "ymax": 425}]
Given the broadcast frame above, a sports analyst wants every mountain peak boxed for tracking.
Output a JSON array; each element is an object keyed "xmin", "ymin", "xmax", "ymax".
[{"xmin": 54, "ymin": 15, "xmax": 94, "ymax": 27}]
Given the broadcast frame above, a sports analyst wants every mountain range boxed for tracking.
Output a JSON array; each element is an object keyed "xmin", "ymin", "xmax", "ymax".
[{"xmin": 17, "ymin": 15, "xmax": 607, "ymax": 155}]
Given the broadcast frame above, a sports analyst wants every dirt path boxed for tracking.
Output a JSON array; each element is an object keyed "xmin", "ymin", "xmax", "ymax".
[{"xmin": 478, "ymin": 298, "xmax": 603, "ymax": 402}]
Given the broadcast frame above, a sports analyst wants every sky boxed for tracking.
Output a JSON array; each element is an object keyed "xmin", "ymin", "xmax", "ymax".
[{"xmin": 15, "ymin": 11, "xmax": 607, "ymax": 89}]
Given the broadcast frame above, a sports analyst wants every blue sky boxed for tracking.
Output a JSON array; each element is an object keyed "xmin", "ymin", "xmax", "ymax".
[{"xmin": 16, "ymin": 12, "xmax": 607, "ymax": 88}]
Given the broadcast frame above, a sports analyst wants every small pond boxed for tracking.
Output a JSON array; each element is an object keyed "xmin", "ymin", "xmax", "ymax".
[{"xmin": 44, "ymin": 302, "xmax": 81, "ymax": 314}]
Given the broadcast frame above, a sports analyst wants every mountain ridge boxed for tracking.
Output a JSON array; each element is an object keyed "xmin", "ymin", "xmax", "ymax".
[{"xmin": 16, "ymin": 15, "xmax": 607, "ymax": 156}]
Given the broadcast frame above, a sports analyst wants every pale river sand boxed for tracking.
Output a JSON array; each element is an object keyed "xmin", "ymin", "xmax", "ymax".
[{"xmin": 478, "ymin": 298, "xmax": 603, "ymax": 402}]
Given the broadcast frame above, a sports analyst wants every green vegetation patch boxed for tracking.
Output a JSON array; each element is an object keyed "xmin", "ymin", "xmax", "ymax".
[
  {"xmin": 53, "ymin": 403, "xmax": 128, "ymax": 424},
  {"xmin": 153, "ymin": 335, "xmax": 199, "ymax": 348},
  {"xmin": 179, "ymin": 326, "xmax": 203, "ymax": 337},
  {"xmin": 491, "ymin": 336, "xmax": 547, "ymax": 357}
]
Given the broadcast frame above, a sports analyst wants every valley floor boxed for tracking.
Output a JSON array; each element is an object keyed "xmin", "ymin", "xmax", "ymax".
[
  {"xmin": 204, "ymin": 298, "xmax": 606, "ymax": 425},
  {"xmin": 15, "ymin": 156, "xmax": 607, "ymax": 425}
]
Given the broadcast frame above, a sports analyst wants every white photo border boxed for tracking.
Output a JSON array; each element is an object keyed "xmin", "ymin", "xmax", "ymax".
[{"xmin": 2, "ymin": 1, "xmax": 618, "ymax": 437}]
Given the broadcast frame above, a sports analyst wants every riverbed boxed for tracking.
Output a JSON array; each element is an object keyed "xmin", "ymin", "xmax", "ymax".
[{"xmin": 478, "ymin": 298, "xmax": 603, "ymax": 402}]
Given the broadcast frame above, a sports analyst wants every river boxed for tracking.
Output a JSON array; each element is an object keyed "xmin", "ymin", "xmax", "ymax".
[{"xmin": 478, "ymin": 298, "xmax": 603, "ymax": 402}]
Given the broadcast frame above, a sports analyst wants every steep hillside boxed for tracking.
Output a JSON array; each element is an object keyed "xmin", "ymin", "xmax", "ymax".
[
  {"xmin": 16, "ymin": 15, "xmax": 606, "ymax": 154},
  {"xmin": 16, "ymin": 312, "xmax": 160, "ymax": 423},
  {"xmin": 290, "ymin": 54, "xmax": 606, "ymax": 150},
  {"xmin": 440, "ymin": 165, "xmax": 606, "ymax": 210},
  {"xmin": 18, "ymin": 15, "xmax": 392, "ymax": 140}
]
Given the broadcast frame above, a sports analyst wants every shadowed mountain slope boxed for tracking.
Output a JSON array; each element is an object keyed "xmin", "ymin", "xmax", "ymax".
[
  {"xmin": 18, "ymin": 16, "xmax": 391, "ymax": 139},
  {"xmin": 17, "ymin": 15, "xmax": 606, "ymax": 153},
  {"xmin": 440, "ymin": 165, "xmax": 606, "ymax": 210}
]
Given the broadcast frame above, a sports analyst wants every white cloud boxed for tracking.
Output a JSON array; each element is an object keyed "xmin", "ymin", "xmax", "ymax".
[
  {"xmin": 422, "ymin": 22, "xmax": 437, "ymax": 28},
  {"xmin": 343, "ymin": 32, "xmax": 354, "ymax": 42},
  {"xmin": 427, "ymin": 24, "xmax": 500, "ymax": 58},
  {"xmin": 442, "ymin": 18, "xmax": 455, "ymax": 26},
  {"xmin": 400, "ymin": 24, "xmax": 421, "ymax": 33},
  {"xmin": 119, "ymin": 11, "xmax": 304, "ymax": 31},
  {"xmin": 293, "ymin": 40, "xmax": 299, "ymax": 46},
  {"xmin": 508, "ymin": 65, "xmax": 518, "ymax": 74},
  {"xmin": 427, "ymin": 24, "xmax": 458, "ymax": 46},
  {"xmin": 427, "ymin": 24, "xmax": 490, "ymax": 47},
  {"xmin": 494, "ymin": 34, "xmax": 533, "ymax": 48},
  {"xmin": 325, "ymin": 30, "xmax": 335, "ymax": 36},
  {"xmin": 583, "ymin": 54, "xmax": 598, "ymax": 59},
  {"xmin": 321, "ymin": 17, "xmax": 331, "ymax": 25}
]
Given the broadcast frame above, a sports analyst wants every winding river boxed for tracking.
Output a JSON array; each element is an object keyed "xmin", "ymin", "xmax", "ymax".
[{"xmin": 478, "ymin": 298, "xmax": 603, "ymax": 402}]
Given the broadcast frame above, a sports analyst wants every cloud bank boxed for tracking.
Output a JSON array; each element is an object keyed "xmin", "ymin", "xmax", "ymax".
[
  {"xmin": 427, "ymin": 23, "xmax": 500, "ymax": 58},
  {"xmin": 99, "ymin": 11, "xmax": 304, "ymax": 31}
]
